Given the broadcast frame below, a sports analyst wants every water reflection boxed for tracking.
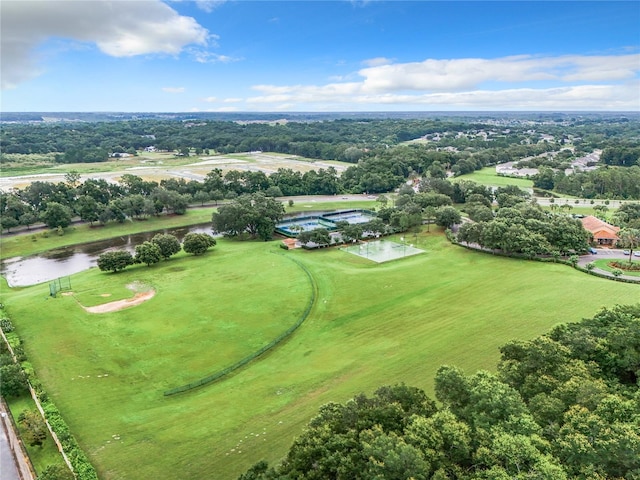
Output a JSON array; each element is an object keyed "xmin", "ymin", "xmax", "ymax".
[{"xmin": 1, "ymin": 224, "xmax": 214, "ymax": 287}]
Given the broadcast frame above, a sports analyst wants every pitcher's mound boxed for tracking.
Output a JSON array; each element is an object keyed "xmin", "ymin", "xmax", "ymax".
[{"xmin": 83, "ymin": 283, "xmax": 155, "ymax": 314}]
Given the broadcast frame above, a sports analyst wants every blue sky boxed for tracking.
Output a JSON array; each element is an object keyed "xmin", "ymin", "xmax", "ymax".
[{"xmin": 1, "ymin": 0, "xmax": 639, "ymax": 112}]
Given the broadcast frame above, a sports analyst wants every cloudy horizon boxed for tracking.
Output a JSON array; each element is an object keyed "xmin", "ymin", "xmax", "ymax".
[{"xmin": 1, "ymin": 0, "xmax": 639, "ymax": 112}]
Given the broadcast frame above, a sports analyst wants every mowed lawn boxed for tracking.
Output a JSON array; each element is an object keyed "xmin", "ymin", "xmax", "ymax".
[
  {"xmin": 454, "ymin": 166, "xmax": 534, "ymax": 189},
  {"xmin": 3, "ymin": 232, "xmax": 638, "ymax": 479}
]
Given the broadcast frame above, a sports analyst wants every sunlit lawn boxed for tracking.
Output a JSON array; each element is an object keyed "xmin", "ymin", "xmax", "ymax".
[
  {"xmin": 453, "ymin": 167, "xmax": 533, "ymax": 188},
  {"xmin": 3, "ymin": 230, "xmax": 638, "ymax": 479}
]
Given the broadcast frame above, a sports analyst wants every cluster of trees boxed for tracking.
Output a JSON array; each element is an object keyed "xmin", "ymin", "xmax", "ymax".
[
  {"xmin": 212, "ymin": 193, "xmax": 286, "ymax": 241},
  {"xmin": 533, "ymin": 166, "xmax": 640, "ymax": 199},
  {"xmin": 610, "ymin": 202, "xmax": 640, "ymax": 229},
  {"xmin": 97, "ymin": 232, "xmax": 215, "ymax": 272},
  {"xmin": 0, "ymin": 173, "xmax": 194, "ymax": 231},
  {"xmin": 240, "ymin": 304, "xmax": 640, "ymax": 480},
  {"xmin": 457, "ymin": 197, "xmax": 590, "ymax": 256},
  {"xmin": 600, "ymin": 145, "xmax": 640, "ymax": 167}
]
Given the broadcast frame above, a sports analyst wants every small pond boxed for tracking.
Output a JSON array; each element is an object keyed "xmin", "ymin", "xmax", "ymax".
[{"xmin": 1, "ymin": 224, "xmax": 214, "ymax": 287}]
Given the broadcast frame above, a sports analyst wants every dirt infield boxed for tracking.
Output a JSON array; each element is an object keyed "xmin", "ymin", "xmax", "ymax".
[{"xmin": 81, "ymin": 282, "xmax": 155, "ymax": 314}]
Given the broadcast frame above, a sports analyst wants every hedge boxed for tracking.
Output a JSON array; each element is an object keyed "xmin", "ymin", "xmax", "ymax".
[
  {"xmin": 0, "ymin": 310, "xmax": 99, "ymax": 480},
  {"xmin": 164, "ymin": 254, "xmax": 318, "ymax": 396}
]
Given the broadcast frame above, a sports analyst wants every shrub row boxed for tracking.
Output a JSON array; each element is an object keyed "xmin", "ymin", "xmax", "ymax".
[
  {"xmin": 609, "ymin": 260, "xmax": 640, "ymax": 271},
  {"xmin": 41, "ymin": 402, "xmax": 98, "ymax": 480},
  {"xmin": 164, "ymin": 254, "xmax": 317, "ymax": 396},
  {"xmin": 0, "ymin": 311, "xmax": 98, "ymax": 480}
]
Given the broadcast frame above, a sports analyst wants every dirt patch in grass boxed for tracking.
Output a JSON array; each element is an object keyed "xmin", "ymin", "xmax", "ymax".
[{"xmin": 81, "ymin": 282, "xmax": 155, "ymax": 314}]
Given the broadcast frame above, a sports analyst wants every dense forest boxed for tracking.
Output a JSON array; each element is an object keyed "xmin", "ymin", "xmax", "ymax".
[
  {"xmin": 2, "ymin": 115, "xmax": 639, "ymax": 163},
  {"xmin": 2, "ymin": 115, "xmax": 640, "ymax": 232},
  {"xmin": 239, "ymin": 304, "xmax": 640, "ymax": 480}
]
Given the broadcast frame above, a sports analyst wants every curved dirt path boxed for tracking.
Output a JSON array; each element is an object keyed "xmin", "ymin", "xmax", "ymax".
[
  {"xmin": 79, "ymin": 283, "xmax": 156, "ymax": 313},
  {"xmin": 83, "ymin": 290, "xmax": 155, "ymax": 313}
]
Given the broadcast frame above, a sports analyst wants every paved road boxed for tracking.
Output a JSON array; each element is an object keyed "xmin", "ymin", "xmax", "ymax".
[
  {"xmin": 0, "ymin": 412, "xmax": 21, "ymax": 480},
  {"xmin": 534, "ymin": 197, "xmax": 627, "ymax": 209},
  {"xmin": 578, "ymin": 248, "xmax": 640, "ymax": 281}
]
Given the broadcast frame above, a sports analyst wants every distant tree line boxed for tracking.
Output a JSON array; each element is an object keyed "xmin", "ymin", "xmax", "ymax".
[
  {"xmin": 0, "ymin": 118, "xmax": 495, "ymax": 158},
  {"xmin": 3, "ymin": 116, "xmax": 639, "ymax": 161},
  {"xmin": 240, "ymin": 304, "xmax": 640, "ymax": 480},
  {"xmin": 600, "ymin": 144, "xmax": 640, "ymax": 167},
  {"xmin": 533, "ymin": 165, "xmax": 640, "ymax": 199}
]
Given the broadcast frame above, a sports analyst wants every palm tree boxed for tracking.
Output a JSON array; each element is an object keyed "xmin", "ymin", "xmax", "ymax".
[{"xmin": 618, "ymin": 228, "xmax": 640, "ymax": 263}]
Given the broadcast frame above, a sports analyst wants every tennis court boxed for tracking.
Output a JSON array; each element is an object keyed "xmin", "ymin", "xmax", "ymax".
[{"xmin": 341, "ymin": 240, "xmax": 424, "ymax": 263}]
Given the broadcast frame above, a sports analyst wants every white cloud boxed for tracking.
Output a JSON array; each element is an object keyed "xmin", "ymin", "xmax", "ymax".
[
  {"xmin": 362, "ymin": 57, "xmax": 393, "ymax": 67},
  {"xmin": 202, "ymin": 96, "xmax": 217, "ymax": 102},
  {"xmin": 168, "ymin": 0, "xmax": 226, "ymax": 12},
  {"xmin": 1, "ymin": 0, "xmax": 209, "ymax": 89},
  {"xmin": 357, "ymin": 54, "xmax": 640, "ymax": 93},
  {"xmin": 223, "ymin": 98, "xmax": 243, "ymax": 103},
  {"xmin": 191, "ymin": 50, "xmax": 240, "ymax": 64},
  {"xmin": 162, "ymin": 87, "xmax": 185, "ymax": 93},
  {"xmin": 195, "ymin": 0, "xmax": 226, "ymax": 13},
  {"xmin": 245, "ymin": 54, "xmax": 640, "ymax": 110}
]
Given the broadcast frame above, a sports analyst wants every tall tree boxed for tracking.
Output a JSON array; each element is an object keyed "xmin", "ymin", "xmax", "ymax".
[
  {"xmin": 41, "ymin": 202, "xmax": 73, "ymax": 229},
  {"xmin": 182, "ymin": 233, "xmax": 216, "ymax": 255},
  {"xmin": 212, "ymin": 193, "xmax": 285, "ymax": 240},
  {"xmin": 97, "ymin": 251, "xmax": 134, "ymax": 272},
  {"xmin": 618, "ymin": 228, "xmax": 640, "ymax": 262},
  {"xmin": 151, "ymin": 233, "xmax": 181, "ymax": 260},
  {"xmin": 134, "ymin": 241, "xmax": 162, "ymax": 266}
]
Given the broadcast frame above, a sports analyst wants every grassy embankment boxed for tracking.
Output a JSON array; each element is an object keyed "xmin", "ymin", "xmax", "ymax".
[{"xmin": 3, "ymin": 228, "xmax": 637, "ymax": 479}]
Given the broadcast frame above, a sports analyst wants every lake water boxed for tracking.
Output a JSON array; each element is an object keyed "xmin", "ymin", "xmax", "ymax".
[{"xmin": 1, "ymin": 224, "xmax": 214, "ymax": 287}]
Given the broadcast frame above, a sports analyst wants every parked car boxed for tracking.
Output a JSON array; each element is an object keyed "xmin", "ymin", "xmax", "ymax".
[
  {"xmin": 623, "ymin": 250, "xmax": 630, "ymax": 255},
  {"xmin": 589, "ymin": 247, "xmax": 598, "ymax": 254},
  {"xmin": 635, "ymin": 251, "xmax": 640, "ymax": 257}
]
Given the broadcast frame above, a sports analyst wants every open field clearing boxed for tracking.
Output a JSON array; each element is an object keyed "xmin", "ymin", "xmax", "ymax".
[
  {"xmin": 3, "ymin": 232, "xmax": 637, "ymax": 479},
  {"xmin": 0, "ymin": 151, "xmax": 352, "ymax": 191},
  {"xmin": 453, "ymin": 166, "xmax": 534, "ymax": 189}
]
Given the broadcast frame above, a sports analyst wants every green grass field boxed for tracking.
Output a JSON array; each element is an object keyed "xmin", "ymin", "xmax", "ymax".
[
  {"xmin": 3, "ymin": 231, "xmax": 638, "ymax": 479},
  {"xmin": 593, "ymin": 258, "xmax": 640, "ymax": 277},
  {"xmin": 453, "ymin": 167, "xmax": 534, "ymax": 189}
]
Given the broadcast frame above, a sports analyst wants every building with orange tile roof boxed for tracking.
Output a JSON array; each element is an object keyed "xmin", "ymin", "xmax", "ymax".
[{"xmin": 580, "ymin": 215, "xmax": 620, "ymax": 246}]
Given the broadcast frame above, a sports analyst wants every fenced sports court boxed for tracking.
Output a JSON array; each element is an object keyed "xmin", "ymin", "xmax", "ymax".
[
  {"xmin": 323, "ymin": 210, "xmax": 375, "ymax": 224},
  {"xmin": 275, "ymin": 216, "xmax": 337, "ymax": 236},
  {"xmin": 49, "ymin": 276, "xmax": 72, "ymax": 297},
  {"xmin": 341, "ymin": 240, "xmax": 424, "ymax": 263},
  {"xmin": 275, "ymin": 209, "xmax": 377, "ymax": 237}
]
